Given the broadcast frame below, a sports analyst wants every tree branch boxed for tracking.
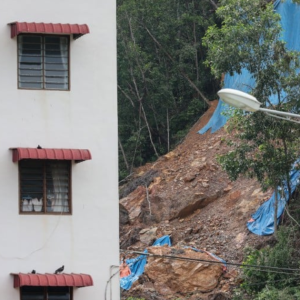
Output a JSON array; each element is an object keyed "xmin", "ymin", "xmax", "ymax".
[
  {"xmin": 144, "ymin": 25, "xmax": 211, "ymax": 107},
  {"xmin": 118, "ymin": 138, "xmax": 130, "ymax": 172},
  {"xmin": 208, "ymin": 0, "xmax": 218, "ymax": 10}
]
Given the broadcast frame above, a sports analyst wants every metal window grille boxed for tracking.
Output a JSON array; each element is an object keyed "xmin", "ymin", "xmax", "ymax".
[
  {"xmin": 19, "ymin": 160, "xmax": 71, "ymax": 214},
  {"xmin": 18, "ymin": 35, "xmax": 69, "ymax": 90}
]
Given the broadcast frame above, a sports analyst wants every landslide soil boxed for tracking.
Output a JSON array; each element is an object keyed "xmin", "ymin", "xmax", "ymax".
[{"xmin": 119, "ymin": 101, "xmax": 275, "ymax": 300}]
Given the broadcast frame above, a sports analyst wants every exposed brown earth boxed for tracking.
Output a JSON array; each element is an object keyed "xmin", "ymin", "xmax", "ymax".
[{"xmin": 120, "ymin": 101, "xmax": 275, "ymax": 300}]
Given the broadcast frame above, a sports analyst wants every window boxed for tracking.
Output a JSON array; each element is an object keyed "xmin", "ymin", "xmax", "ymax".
[
  {"xmin": 19, "ymin": 160, "xmax": 71, "ymax": 214},
  {"xmin": 21, "ymin": 286, "xmax": 72, "ymax": 300},
  {"xmin": 18, "ymin": 35, "xmax": 69, "ymax": 90}
]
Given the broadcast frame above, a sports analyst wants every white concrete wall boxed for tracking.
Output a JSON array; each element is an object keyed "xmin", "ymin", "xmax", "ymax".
[{"xmin": 0, "ymin": 1, "xmax": 119, "ymax": 299}]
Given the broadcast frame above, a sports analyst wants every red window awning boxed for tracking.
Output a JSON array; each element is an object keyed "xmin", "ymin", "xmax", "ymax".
[
  {"xmin": 10, "ymin": 148, "xmax": 92, "ymax": 163},
  {"xmin": 9, "ymin": 22, "xmax": 90, "ymax": 39},
  {"xmin": 12, "ymin": 273, "xmax": 93, "ymax": 288}
]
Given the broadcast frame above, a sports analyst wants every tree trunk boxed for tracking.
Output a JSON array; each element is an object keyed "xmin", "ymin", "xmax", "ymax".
[
  {"xmin": 167, "ymin": 108, "xmax": 170, "ymax": 152},
  {"xmin": 118, "ymin": 138, "xmax": 130, "ymax": 172},
  {"xmin": 144, "ymin": 26, "xmax": 211, "ymax": 107},
  {"xmin": 274, "ymin": 185, "xmax": 278, "ymax": 236}
]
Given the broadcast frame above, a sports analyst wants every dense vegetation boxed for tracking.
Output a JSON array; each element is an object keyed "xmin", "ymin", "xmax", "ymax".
[
  {"xmin": 203, "ymin": 0, "xmax": 300, "ymax": 298},
  {"xmin": 118, "ymin": 0, "xmax": 300, "ymax": 298},
  {"xmin": 117, "ymin": 0, "xmax": 220, "ymax": 180},
  {"xmin": 204, "ymin": 0, "xmax": 300, "ymax": 234},
  {"xmin": 233, "ymin": 205, "xmax": 300, "ymax": 300}
]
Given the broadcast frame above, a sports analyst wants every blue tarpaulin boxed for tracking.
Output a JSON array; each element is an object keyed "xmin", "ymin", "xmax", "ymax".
[
  {"xmin": 199, "ymin": 0, "xmax": 300, "ymax": 135},
  {"xmin": 120, "ymin": 250, "xmax": 148, "ymax": 290},
  {"xmin": 152, "ymin": 235, "xmax": 172, "ymax": 247},
  {"xmin": 247, "ymin": 165, "xmax": 300, "ymax": 235},
  {"xmin": 199, "ymin": 0, "xmax": 300, "ymax": 235},
  {"xmin": 120, "ymin": 235, "xmax": 171, "ymax": 290},
  {"xmin": 199, "ymin": 71, "xmax": 255, "ymax": 134}
]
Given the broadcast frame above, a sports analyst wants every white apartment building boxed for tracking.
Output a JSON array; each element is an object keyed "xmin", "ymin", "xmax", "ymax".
[{"xmin": 0, "ymin": 1, "xmax": 119, "ymax": 299}]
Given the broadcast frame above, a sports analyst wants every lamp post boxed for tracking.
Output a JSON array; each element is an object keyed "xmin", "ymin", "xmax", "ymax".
[{"xmin": 218, "ymin": 88, "xmax": 300, "ymax": 123}]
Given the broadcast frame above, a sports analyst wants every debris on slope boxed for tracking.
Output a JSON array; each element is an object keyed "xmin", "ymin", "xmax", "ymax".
[
  {"xmin": 145, "ymin": 246, "xmax": 224, "ymax": 295},
  {"xmin": 120, "ymin": 100, "xmax": 274, "ymax": 299}
]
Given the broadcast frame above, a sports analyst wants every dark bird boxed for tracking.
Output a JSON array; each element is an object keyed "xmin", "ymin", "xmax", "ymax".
[
  {"xmin": 31, "ymin": 270, "xmax": 36, "ymax": 274},
  {"xmin": 37, "ymin": 145, "xmax": 42, "ymax": 149},
  {"xmin": 54, "ymin": 265, "xmax": 64, "ymax": 274}
]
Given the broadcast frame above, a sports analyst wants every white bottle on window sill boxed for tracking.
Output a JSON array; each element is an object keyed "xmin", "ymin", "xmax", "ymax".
[
  {"xmin": 32, "ymin": 198, "xmax": 43, "ymax": 212},
  {"xmin": 22, "ymin": 199, "xmax": 33, "ymax": 212}
]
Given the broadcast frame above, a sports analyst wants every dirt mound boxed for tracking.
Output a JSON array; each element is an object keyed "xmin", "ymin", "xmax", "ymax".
[{"xmin": 120, "ymin": 101, "xmax": 273, "ymax": 299}]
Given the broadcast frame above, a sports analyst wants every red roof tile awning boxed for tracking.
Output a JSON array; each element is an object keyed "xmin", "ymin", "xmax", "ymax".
[
  {"xmin": 11, "ymin": 148, "xmax": 92, "ymax": 163},
  {"xmin": 12, "ymin": 273, "xmax": 93, "ymax": 288},
  {"xmin": 9, "ymin": 22, "xmax": 90, "ymax": 39}
]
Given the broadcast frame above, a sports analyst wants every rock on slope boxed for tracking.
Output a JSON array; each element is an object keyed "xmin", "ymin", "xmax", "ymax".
[{"xmin": 120, "ymin": 101, "xmax": 274, "ymax": 300}]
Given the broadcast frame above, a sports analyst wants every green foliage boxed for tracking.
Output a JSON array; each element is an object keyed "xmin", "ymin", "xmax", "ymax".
[
  {"xmin": 203, "ymin": 2, "xmax": 300, "ymax": 295},
  {"xmin": 254, "ymin": 286, "xmax": 300, "ymax": 300},
  {"xmin": 126, "ymin": 297, "xmax": 145, "ymax": 300},
  {"xmin": 204, "ymin": 0, "xmax": 282, "ymax": 78},
  {"xmin": 233, "ymin": 286, "xmax": 300, "ymax": 300},
  {"xmin": 117, "ymin": 0, "xmax": 219, "ymax": 179},
  {"xmin": 233, "ymin": 226, "xmax": 300, "ymax": 299},
  {"xmin": 218, "ymin": 109, "xmax": 300, "ymax": 190},
  {"xmin": 204, "ymin": 0, "xmax": 300, "ymax": 191},
  {"xmin": 241, "ymin": 227, "xmax": 296, "ymax": 293}
]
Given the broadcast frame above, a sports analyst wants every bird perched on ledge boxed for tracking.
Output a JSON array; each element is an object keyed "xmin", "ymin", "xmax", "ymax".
[
  {"xmin": 31, "ymin": 270, "xmax": 36, "ymax": 274},
  {"xmin": 54, "ymin": 265, "xmax": 64, "ymax": 274}
]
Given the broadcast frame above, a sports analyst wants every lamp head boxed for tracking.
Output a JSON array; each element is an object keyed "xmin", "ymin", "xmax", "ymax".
[{"xmin": 217, "ymin": 88, "xmax": 261, "ymax": 112}]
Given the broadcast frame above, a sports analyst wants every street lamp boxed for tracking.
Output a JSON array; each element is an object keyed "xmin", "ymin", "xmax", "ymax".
[{"xmin": 218, "ymin": 88, "xmax": 300, "ymax": 123}]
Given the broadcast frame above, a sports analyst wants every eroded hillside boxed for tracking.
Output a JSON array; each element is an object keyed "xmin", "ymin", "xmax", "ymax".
[{"xmin": 119, "ymin": 101, "xmax": 274, "ymax": 300}]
